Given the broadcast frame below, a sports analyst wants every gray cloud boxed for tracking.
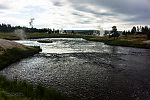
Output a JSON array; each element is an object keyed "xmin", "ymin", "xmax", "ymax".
[
  {"xmin": 124, "ymin": 15, "xmax": 150, "ymax": 24},
  {"xmin": 0, "ymin": 4, "xmax": 9, "ymax": 10},
  {"xmin": 73, "ymin": 5, "xmax": 114, "ymax": 17},
  {"xmin": 77, "ymin": 20, "xmax": 91, "ymax": 24},
  {"xmin": 0, "ymin": 0, "xmax": 149, "ymax": 30},
  {"xmin": 72, "ymin": 12, "xmax": 84, "ymax": 17},
  {"xmin": 0, "ymin": 11, "xmax": 4, "ymax": 13},
  {"xmin": 67, "ymin": 0, "xmax": 150, "ymax": 24},
  {"xmin": 53, "ymin": 1, "xmax": 63, "ymax": 6}
]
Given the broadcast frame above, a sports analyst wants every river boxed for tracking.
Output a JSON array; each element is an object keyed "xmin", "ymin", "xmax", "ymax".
[{"xmin": 1, "ymin": 38, "xmax": 150, "ymax": 100}]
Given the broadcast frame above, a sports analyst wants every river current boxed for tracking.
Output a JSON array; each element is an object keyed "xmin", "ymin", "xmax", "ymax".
[{"xmin": 1, "ymin": 38, "xmax": 150, "ymax": 100}]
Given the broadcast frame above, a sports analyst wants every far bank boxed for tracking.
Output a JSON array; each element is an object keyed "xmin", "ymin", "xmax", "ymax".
[{"xmin": 0, "ymin": 32, "xmax": 150, "ymax": 49}]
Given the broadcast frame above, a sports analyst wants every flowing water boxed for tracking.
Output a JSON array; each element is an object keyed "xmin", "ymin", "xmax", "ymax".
[{"xmin": 1, "ymin": 38, "xmax": 150, "ymax": 100}]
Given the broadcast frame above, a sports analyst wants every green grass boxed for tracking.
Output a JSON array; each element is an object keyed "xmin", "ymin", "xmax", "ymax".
[
  {"xmin": 0, "ymin": 47, "xmax": 41, "ymax": 70},
  {"xmin": 0, "ymin": 32, "xmax": 94, "ymax": 40},
  {"xmin": 0, "ymin": 88, "xmax": 29, "ymax": 100},
  {"xmin": 87, "ymin": 37, "xmax": 150, "ymax": 49},
  {"xmin": 0, "ymin": 33, "xmax": 20, "ymax": 40},
  {"xmin": 0, "ymin": 47, "xmax": 4, "ymax": 52},
  {"xmin": 38, "ymin": 40, "xmax": 53, "ymax": 43},
  {"xmin": 26, "ymin": 33, "xmax": 93, "ymax": 39},
  {"xmin": 0, "ymin": 75, "xmax": 64, "ymax": 100}
]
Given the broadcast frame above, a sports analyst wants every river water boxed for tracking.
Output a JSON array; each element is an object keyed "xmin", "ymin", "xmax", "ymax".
[{"xmin": 1, "ymin": 38, "xmax": 150, "ymax": 100}]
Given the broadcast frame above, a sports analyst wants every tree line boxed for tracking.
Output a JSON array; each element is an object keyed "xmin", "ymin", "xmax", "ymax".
[
  {"xmin": 122, "ymin": 26, "xmax": 150, "ymax": 39},
  {"xmin": 0, "ymin": 23, "xmax": 60, "ymax": 34}
]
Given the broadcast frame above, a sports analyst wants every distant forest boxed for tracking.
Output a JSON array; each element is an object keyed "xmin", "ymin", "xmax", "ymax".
[
  {"xmin": 123, "ymin": 26, "xmax": 150, "ymax": 35},
  {"xmin": 122, "ymin": 26, "xmax": 150, "ymax": 39},
  {"xmin": 0, "ymin": 23, "xmax": 103, "ymax": 35},
  {"xmin": 0, "ymin": 23, "xmax": 58, "ymax": 33},
  {"xmin": 0, "ymin": 23, "xmax": 150, "ymax": 38}
]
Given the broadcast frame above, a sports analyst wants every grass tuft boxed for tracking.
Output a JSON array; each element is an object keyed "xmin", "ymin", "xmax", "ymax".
[{"xmin": 0, "ymin": 75, "xmax": 64, "ymax": 100}]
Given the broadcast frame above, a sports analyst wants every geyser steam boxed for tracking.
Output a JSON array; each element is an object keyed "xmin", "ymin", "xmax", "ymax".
[
  {"xmin": 93, "ymin": 25, "xmax": 105, "ymax": 36},
  {"xmin": 14, "ymin": 29, "xmax": 26, "ymax": 40},
  {"xmin": 99, "ymin": 26, "xmax": 104, "ymax": 36},
  {"xmin": 29, "ymin": 18, "xmax": 35, "ymax": 28}
]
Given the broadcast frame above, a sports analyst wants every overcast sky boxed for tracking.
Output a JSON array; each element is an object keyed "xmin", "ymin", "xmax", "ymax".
[{"xmin": 0, "ymin": 0, "xmax": 150, "ymax": 30}]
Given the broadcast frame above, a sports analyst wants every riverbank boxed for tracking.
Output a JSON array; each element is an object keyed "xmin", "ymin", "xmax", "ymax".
[
  {"xmin": 0, "ymin": 39, "xmax": 65, "ymax": 100},
  {"xmin": 0, "ymin": 39, "xmax": 42, "ymax": 70},
  {"xmin": 24, "ymin": 33, "xmax": 150, "ymax": 49},
  {"xmin": 86, "ymin": 36, "xmax": 150, "ymax": 49},
  {"xmin": 0, "ymin": 32, "xmax": 150, "ymax": 49}
]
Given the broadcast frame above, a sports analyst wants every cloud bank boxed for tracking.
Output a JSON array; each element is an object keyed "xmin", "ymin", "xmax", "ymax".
[{"xmin": 0, "ymin": 0, "xmax": 150, "ymax": 30}]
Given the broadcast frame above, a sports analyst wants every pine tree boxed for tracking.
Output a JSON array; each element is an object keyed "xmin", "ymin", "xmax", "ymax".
[
  {"xmin": 111, "ymin": 26, "xmax": 119, "ymax": 40},
  {"xmin": 131, "ymin": 26, "xmax": 136, "ymax": 34}
]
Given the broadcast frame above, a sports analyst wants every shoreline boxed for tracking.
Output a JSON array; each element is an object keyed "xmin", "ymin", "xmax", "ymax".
[
  {"xmin": 26, "ymin": 33, "xmax": 150, "ymax": 49},
  {"xmin": 86, "ymin": 37, "xmax": 150, "ymax": 49},
  {"xmin": 0, "ymin": 39, "xmax": 42, "ymax": 70},
  {"xmin": 0, "ymin": 39, "xmax": 65, "ymax": 100},
  {"xmin": 0, "ymin": 33, "xmax": 149, "ymax": 49}
]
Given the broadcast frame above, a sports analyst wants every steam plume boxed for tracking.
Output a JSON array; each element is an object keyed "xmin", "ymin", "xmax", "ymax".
[{"xmin": 29, "ymin": 18, "xmax": 35, "ymax": 28}]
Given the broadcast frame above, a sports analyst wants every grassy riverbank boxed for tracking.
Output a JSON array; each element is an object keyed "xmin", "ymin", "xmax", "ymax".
[
  {"xmin": 0, "ymin": 32, "xmax": 92, "ymax": 40},
  {"xmin": 0, "ymin": 46, "xmax": 41, "ymax": 70},
  {"xmin": 0, "ymin": 32, "xmax": 150, "ymax": 49},
  {"xmin": 26, "ymin": 33, "xmax": 150, "ymax": 49},
  {"xmin": 0, "ymin": 75, "xmax": 64, "ymax": 100},
  {"xmin": 86, "ymin": 35, "xmax": 150, "ymax": 49}
]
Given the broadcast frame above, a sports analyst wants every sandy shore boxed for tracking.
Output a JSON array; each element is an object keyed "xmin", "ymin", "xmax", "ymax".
[
  {"xmin": 0, "ymin": 39, "xmax": 25, "ymax": 49},
  {"xmin": 143, "ymin": 40, "xmax": 150, "ymax": 44},
  {"xmin": 0, "ymin": 39, "xmax": 26, "ymax": 54}
]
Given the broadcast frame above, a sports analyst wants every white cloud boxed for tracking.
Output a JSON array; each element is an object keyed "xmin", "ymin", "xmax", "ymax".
[{"xmin": 0, "ymin": 0, "xmax": 149, "ymax": 30}]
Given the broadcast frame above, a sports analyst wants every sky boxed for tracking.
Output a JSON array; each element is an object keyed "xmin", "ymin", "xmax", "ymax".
[{"xmin": 0, "ymin": 0, "xmax": 150, "ymax": 30}]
